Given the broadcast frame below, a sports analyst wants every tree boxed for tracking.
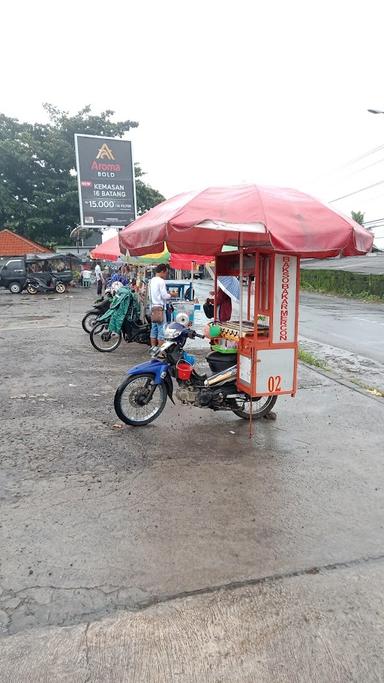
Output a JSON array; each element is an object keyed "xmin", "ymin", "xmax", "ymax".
[
  {"xmin": 0, "ymin": 105, "xmax": 165, "ymax": 245},
  {"xmin": 351, "ymin": 210, "xmax": 365, "ymax": 225}
]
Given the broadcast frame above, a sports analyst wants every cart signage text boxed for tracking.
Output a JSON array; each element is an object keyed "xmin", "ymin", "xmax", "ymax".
[{"xmin": 272, "ymin": 254, "xmax": 297, "ymax": 344}]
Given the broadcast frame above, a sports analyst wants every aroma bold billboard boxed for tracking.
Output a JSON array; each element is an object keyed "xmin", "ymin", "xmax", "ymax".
[{"xmin": 74, "ymin": 134, "xmax": 136, "ymax": 228}]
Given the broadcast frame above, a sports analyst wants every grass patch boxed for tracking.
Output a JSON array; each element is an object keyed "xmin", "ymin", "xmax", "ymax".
[
  {"xmin": 298, "ymin": 348, "xmax": 328, "ymax": 370},
  {"xmin": 300, "ymin": 269, "xmax": 384, "ymax": 302},
  {"xmin": 301, "ymin": 283, "xmax": 384, "ymax": 303}
]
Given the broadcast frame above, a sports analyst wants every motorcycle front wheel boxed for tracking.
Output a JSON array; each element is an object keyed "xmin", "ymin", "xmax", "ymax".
[
  {"xmin": 55, "ymin": 282, "xmax": 66, "ymax": 294},
  {"xmin": 90, "ymin": 322, "xmax": 122, "ymax": 352},
  {"xmin": 26, "ymin": 284, "xmax": 38, "ymax": 295},
  {"xmin": 232, "ymin": 394, "xmax": 277, "ymax": 420},
  {"xmin": 82, "ymin": 310, "xmax": 99, "ymax": 334},
  {"xmin": 114, "ymin": 373, "xmax": 167, "ymax": 426}
]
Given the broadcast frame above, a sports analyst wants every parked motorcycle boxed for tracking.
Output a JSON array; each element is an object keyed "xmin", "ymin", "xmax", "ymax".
[
  {"xmin": 25, "ymin": 275, "xmax": 66, "ymax": 295},
  {"xmin": 90, "ymin": 316, "xmax": 151, "ymax": 352},
  {"xmin": 81, "ymin": 294, "xmax": 112, "ymax": 334},
  {"xmin": 81, "ymin": 279, "xmax": 126, "ymax": 334},
  {"xmin": 114, "ymin": 321, "xmax": 277, "ymax": 426}
]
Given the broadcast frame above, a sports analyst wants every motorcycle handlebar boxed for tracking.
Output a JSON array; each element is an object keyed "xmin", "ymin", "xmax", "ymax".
[{"xmin": 188, "ymin": 330, "xmax": 205, "ymax": 339}]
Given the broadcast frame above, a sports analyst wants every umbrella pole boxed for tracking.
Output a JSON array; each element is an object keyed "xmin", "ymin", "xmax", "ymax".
[
  {"xmin": 191, "ymin": 261, "xmax": 194, "ymax": 299},
  {"xmin": 239, "ymin": 243, "xmax": 244, "ymax": 338},
  {"xmin": 238, "ymin": 237, "xmax": 253, "ymax": 437}
]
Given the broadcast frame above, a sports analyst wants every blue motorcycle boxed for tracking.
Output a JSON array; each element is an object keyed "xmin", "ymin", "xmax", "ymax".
[{"xmin": 114, "ymin": 322, "xmax": 277, "ymax": 427}]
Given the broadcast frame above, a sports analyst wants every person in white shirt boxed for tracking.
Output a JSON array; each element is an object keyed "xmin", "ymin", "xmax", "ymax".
[
  {"xmin": 149, "ymin": 264, "xmax": 171, "ymax": 346},
  {"xmin": 94, "ymin": 262, "xmax": 104, "ymax": 296}
]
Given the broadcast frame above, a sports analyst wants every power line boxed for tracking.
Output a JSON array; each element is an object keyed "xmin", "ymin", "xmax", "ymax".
[
  {"xmin": 329, "ymin": 180, "xmax": 384, "ymax": 203},
  {"xmin": 364, "ymin": 217, "xmax": 384, "ymax": 225},
  {"xmin": 338, "ymin": 143, "xmax": 384, "ymax": 169},
  {"xmin": 310, "ymin": 143, "xmax": 384, "ymax": 186},
  {"xmin": 339, "ymin": 156, "xmax": 384, "ymax": 178}
]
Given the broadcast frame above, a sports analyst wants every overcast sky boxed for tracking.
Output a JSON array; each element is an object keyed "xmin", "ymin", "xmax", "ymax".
[{"xmin": 3, "ymin": 0, "xmax": 384, "ymax": 221}]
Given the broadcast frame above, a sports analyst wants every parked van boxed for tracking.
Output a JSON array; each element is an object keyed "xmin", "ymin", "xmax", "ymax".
[{"xmin": 0, "ymin": 254, "xmax": 75, "ymax": 293}]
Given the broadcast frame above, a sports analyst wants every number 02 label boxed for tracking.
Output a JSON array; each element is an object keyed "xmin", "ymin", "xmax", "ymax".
[{"xmin": 268, "ymin": 375, "xmax": 282, "ymax": 392}]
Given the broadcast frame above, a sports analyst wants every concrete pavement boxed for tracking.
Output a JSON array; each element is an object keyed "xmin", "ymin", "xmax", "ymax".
[
  {"xmin": 0, "ymin": 287, "xmax": 384, "ymax": 680},
  {"xmin": 1, "ymin": 561, "xmax": 384, "ymax": 682}
]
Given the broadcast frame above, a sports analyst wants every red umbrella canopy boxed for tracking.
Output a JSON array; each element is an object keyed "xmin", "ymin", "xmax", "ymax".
[
  {"xmin": 90, "ymin": 235, "xmax": 120, "ymax": 261},
  {"xmin": 119, "ymin": 185, "xmax": 373, "ymax": 258},
  {"xmin": 170, "ymin": 253, "xmax": 213, "ymax": 269}
]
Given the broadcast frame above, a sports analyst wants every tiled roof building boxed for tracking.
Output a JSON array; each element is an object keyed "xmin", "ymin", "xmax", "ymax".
[{"xmin": 0, "ymin": 229, "xmax": 52, "ymax": 257}]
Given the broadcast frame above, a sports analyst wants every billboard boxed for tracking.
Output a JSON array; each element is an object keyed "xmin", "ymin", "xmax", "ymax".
[{"xmin": 74, "ymin": 134, "xmax": 136, "ymax": 228}]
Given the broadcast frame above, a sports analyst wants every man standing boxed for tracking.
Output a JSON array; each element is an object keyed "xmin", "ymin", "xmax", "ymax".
[
  {"xmin": 94, "ymin": 262, "xmax": 104, "ymax": 296},
  {"xmin": 149, "ymin": 264, "xmax": 171, "ymax": 346}
]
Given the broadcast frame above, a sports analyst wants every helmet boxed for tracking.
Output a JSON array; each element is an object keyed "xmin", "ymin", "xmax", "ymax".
[
  {"xmin": 111, "ymin": 281, "xmax": 123, "ymax": 294},
  {"xmin": 164, "ymin": 322, "xmax": 186, "ymax": 340}
]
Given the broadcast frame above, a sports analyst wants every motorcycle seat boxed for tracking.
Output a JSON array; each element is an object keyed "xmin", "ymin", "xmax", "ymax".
[{"xmin": 206, "ymin": 350, "xmax": 238, "ymax": 373}]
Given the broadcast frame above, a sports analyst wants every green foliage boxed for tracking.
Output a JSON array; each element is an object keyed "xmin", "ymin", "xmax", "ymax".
[
  {"xmin": 351, "ymin": 210, "xmax": 365, "ymax": 225},
  {"xmin": 300, "ymin": 268, "xmax": 384, "ymax": 300},
  {"xmin": 0, "ymin": 105, "xmax": 165, "ymax": 245},
  {"xmin": 298, "ymin": 348, "xmax": 328, "ymax": 369}
]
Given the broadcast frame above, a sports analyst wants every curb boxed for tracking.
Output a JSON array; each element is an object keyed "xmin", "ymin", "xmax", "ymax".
[{"xmin": 299, "ymin": 360, "xmax": 384, "ymax": 406}]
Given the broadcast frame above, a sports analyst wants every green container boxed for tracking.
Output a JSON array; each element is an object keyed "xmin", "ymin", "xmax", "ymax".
[
  {"xmin": 209, "ymin": 324, "xmax": 222, "ymax": 338},
  {"xmin": 211, "ymin": 345, "xmax": 238, "ymax": 354}
]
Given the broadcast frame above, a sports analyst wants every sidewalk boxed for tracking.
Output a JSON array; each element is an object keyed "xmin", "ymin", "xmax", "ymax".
[{"xmin": 1, "ymin": 557, "xmax": 384, "ymax": 682}]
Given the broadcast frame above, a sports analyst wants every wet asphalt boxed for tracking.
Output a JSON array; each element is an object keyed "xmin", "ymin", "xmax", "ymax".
[{"xmin": 0, "ymin": 287, "xmax": 383, "ymax": 680}]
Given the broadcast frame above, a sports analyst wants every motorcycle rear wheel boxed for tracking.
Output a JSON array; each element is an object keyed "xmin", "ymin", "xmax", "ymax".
[
  {"xmin": 114, "ymin": 373, "xmax": 167, "ymax": 426},
  {"xmin": 232, "ymin": 394, "xmax": 277, "ymax": 420},
  {"xmin": 90, "ymin": 322, "xmax": 122, "ymax": 352}
]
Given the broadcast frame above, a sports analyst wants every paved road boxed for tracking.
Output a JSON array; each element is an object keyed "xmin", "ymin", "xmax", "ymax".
[
  {"xmin": 194, "ymin": 281, "xmax": 384, "ymax": 365},
  {"xmin": 0, "ymin": 288, "xmax": 384, "ymax": 680},
  {"xmin": 299, "ymin": 292, "xmax": 384, "ymax": 365},
  {"xmin": 301, "ymin": 252, "xmax": 384, "ymax": 274}
]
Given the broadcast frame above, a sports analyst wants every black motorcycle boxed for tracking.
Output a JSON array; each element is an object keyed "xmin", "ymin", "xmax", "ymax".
[
  {"xmin": 81, "ymin": 294, "xmax": 112, "ymax": 334},
  {"xmin": 25, "ymin": 274, "xmax": 66, "ymax": 295},
  {"xmin": 90, "ymin": 315, "xmax": 151, "ymax": 352}
]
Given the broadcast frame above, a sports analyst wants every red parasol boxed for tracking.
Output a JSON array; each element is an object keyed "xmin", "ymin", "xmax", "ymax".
[
  {"xmin": 119, "ymin": 185, "xmax": 373, "ymax": 258},
  {"xmin": 90, "ymin": 235, "xmax": 120, "ymax": 261},
  {"xmin": 90, "ymin": 234, "xmax": 212, "ymax": 267},
  {"xmin": 170, "ymin": 253, "xmax": 213, "ymax": 269}
]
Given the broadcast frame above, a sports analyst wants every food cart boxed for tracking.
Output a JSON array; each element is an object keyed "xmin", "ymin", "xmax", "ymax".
[
  {"xmin": 118, "ymin": 183, "xmax": 373, "ymax": 418},
  {"xmin": 210, "ymin": 249, "xmax": 299, "ymax": 398}
]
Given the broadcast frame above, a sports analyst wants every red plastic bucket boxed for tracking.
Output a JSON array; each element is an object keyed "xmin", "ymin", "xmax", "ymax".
[{"xmin": 177, "ymin": 361, "xmax": 193, "ymax": 380}]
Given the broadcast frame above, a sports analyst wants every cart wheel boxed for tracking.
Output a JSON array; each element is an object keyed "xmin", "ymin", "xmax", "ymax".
[{"xmin": 232, "ymin": 395, "xmax": 277, "ymax": 420}]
